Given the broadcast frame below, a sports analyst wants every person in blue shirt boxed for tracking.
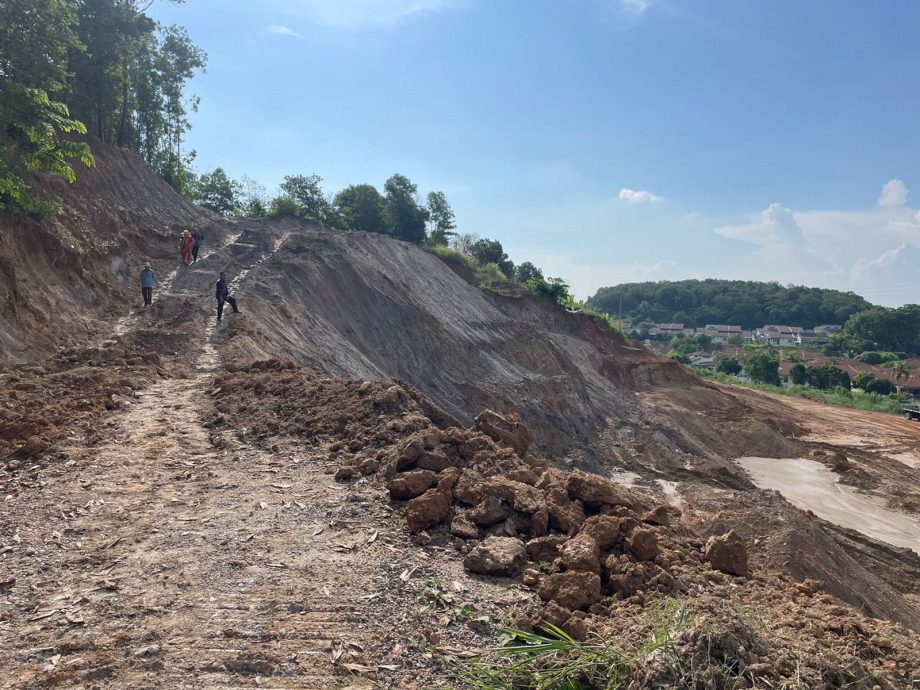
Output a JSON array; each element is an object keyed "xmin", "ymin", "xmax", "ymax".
[
  {"xmin": 140, "ymin": 262, "xmax": 156, "ymax": 306},
  {"xmin": 215, "ymin": 271, "xmax": 239, "ymax": 321}
]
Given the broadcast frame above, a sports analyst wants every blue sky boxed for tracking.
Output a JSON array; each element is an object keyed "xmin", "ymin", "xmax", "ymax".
[{"xmin": 148, "ymin": 0, "xmax": 920, "ymax": 306}]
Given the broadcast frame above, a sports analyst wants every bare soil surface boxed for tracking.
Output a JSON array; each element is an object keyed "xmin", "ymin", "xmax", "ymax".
[{"xmin": 2, "ymin": 147, "xmax": 920, "ymax": 686}]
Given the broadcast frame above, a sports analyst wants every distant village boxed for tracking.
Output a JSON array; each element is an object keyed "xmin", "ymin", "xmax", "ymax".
[
  {"xmin": 628, "ymin": 321, "xmax": 920, "ymax": 397},
  {"xmin": 641, "ymin": 322, "xmax": 842, "ymax": 347}
]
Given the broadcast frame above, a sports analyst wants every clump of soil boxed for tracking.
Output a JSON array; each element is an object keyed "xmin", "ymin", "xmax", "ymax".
[{"xmin": 212, "ymin": 363, "xmax": 920, "ymax": 688}]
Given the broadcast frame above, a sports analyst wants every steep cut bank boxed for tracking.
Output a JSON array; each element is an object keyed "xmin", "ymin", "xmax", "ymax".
[
  {"xmin": 210, "ymin": 224, "xmax": 920, "ymax": 629},
  {"xmin": 0, "ymin": 141, "xmax": 221, "ymax": 362}
]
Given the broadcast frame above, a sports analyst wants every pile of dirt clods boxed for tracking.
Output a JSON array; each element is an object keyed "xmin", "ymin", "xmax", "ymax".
[{"xmin": 212, "ymin": 361, "xmax": 920, "ymax": 689}]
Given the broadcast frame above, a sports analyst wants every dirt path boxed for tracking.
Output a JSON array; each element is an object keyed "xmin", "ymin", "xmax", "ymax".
[{"xmin": 0, "ymin": 228, "xmax": 411, "ymax": 688}]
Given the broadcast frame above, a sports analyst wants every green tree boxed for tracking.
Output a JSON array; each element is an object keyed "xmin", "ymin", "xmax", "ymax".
[
  {"xmin": 865, "ymin": 377, "xmax": 894, "ymax": 395},
  {"xmin": 789, "ymin": 362, "xmax": 808, "ymax": 385},
  {"xmin": 528, "ymin": 277, "xmax": 570, "ymax": 304},
  {"xmin": 192, "ymin": 167, "xmax": 240, "ymax": 214},
  {"xmin": 515, "ymin": 262, "xmax": 544, "ymax": 283},
  {"xmin": 384, "ymin": 173, "xmax": 428, "ymax": 244},
  {"xmin": 0, "ymin": 0, "xmax": 93, "ymax": 213},
  {"xmin": 269, "ymin": 194, "xmax": 300, "ymax": 218},
  {"xmin": 716, "ymin": 356, "xmax": 742, "ymax": 375},
  {"xmin": 852, "ymin": 371, "xmax": 877, "ymax": 390},
  {"xmin": 668, "ymin": 351, "xmax": 691, "ymax": 364},
  {"xmin": 887, "ymin": 360, "xmax": 913, "ymax": 383},
  {"xmin": 744, "ymin": 348, "xmax": 781, "ymax": 386},
  {"xmin": 806, "ymin": 363, "xmax": 850, "ymax": 391},
  {"xmin": 426, "ymin": 190, "xmax": 456, "ymax": 245},
  {"xmin": 469, "ymin": 238, "xmax": 514, "ymax": 277},
  {"xmin": 334, "ymin": 184, "xmax": 387, "ymax": 234},
  {"xmin": 280, "ymin": 173, "xmax": 334, "ymax": 222}
]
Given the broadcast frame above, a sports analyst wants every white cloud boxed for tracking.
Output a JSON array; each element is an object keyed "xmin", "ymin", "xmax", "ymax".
[
  {"xmin": 851, "ymin": 243, "xmax": 907, "ymax": 281},
  {"xmin": 711, "ymin": 179, "xmax": 920, "ymax": 304},
  {"xmin": 618, "ymin": 0, "xmax": 654, "ymax": 15},
  {"xmin": 878, "ymin": 179, "xmax": 908, "ymax": 207},
  {"xmin": 265, "ymin": 24, "xmax": 301, "ymax": 38},
  {"xmin": 618, "ymin": 187, "xmax": 663, "ymax": 203},
  {"xmin": 293, "ymin": 0, "xmax": 459, "ymax": 29}
]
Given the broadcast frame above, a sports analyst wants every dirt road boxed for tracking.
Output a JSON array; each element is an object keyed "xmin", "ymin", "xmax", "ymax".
[{"xmin": 0, "ymin": 229, "xmax": 427, "ymax": 688}]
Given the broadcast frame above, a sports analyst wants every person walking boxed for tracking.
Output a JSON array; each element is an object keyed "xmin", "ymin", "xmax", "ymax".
[
  {"xmin": 192, "ymin": 230, "xmax": 204, "ymax": 263},
  {"xmin": 140, "ymin": 262, "xmax": 156, "ymax": 306},
  {"xmin": 180, "ymin": 230, "xmax": 195, "ymax": 266},
  {"xmin": 215, "ymin": 271, "xmax": 239, "ymax": 321}
]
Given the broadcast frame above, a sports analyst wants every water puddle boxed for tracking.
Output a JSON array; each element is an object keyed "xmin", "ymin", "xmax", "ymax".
[{"xmin": 737, "ymin": 457, "xmax": 920, "ymax": 555}]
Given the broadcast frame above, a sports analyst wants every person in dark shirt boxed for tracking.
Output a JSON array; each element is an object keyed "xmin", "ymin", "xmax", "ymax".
[
  {"xmin": 192, "ymin": 231, "xmax": 204, "ymax": 263},
  {"xmin": 215, "ymin": 271, "xmax": 239, "ymax": 321}
]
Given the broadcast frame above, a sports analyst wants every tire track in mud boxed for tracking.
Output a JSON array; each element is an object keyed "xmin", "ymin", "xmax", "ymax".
[{"xmin": 0, "ymin": 226, "xmax": 397, "ymax": 688}]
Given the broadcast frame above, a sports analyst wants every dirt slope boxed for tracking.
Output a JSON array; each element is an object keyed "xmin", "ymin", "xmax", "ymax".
[
  {"xmin": 0, "ymin": 142, "xmax": 221, "ymax": 363},
  {"xmin": 1, "ymin": 146, "xmax": 919, "ymax": 686}
]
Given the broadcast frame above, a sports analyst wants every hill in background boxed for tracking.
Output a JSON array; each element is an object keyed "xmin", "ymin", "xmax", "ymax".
[{"xmin": 587, "ymin": 279, "xmax": 873, "ymax": 329}]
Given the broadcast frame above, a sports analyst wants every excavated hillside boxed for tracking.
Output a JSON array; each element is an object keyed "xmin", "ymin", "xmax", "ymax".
[{"xmin": 1, "ymin": 145, "xmax": 919, "ymax": 688}]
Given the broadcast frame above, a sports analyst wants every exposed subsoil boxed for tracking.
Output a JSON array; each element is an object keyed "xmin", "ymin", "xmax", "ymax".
[{"xmin": 2, "ymin": 146, "xmax": 920, "ymax": 687}]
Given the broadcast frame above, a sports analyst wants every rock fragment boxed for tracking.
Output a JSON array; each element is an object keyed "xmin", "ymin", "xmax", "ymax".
[{"xmin": 463, "ymin": 536, "xmax": 527, "ymax": 576}]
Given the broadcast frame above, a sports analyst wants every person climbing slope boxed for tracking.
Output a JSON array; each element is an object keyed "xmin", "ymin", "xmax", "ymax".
[
  {"xmin": 215, "ymin": 271, "xmax": 239, "ymax": 321},
  {"xmin": 179, "ymin": 230, "xmax": 195, "ymax": 266},
  {"xmin": 192, "ymin": 230, "xmax": 204, "ymax": 263},
  {"xmin": 140, "ymin": 261, "xmax": 156, "ymax": 306}
]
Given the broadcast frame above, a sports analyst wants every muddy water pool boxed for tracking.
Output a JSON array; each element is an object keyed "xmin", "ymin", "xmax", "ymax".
[{"xmin": 738, "ymin": 456, "xmax": 920, "ymax": 555}]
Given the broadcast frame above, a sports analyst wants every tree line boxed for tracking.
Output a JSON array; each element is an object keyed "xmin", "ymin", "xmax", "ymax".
[
  {"xmin": 188, "ymin": 165, "xmax": 577, "ymax": 305},
  {"xmin": 587, "ymin": 279, "xmax": 872, "ymax": 330},
  {"xmin": 1, "ymin": 0, "xmax": 205, "ymax": 215}
]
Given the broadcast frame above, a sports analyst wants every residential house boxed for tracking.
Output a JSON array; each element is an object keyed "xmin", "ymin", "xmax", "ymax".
[
  {"xmin": 814, "ymin": 324, "xmax": 843, "ymax": 334},
  {"xmin": 689, "ymin": 355, "xmax": 717, "ymax": 370},
  {"xmin": 751, "ymin": 325, "xmax": 803, "ymax": 347},
  {"xmin": 695, "ymin": 324, "xmax": 743, "ymax": 344},
  {"xmin": 656, "ymin": 323, "xmax": 685, "ymax": 338}
]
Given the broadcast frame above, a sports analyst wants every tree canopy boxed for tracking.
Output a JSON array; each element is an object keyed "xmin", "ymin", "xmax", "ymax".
[
  {"xmin": 587, "ymin": 280, "xmax": 872, "ymax": 330},
  {"xmin": 0, "ymin": 0, "xmax": 206, "ymax": 212}
]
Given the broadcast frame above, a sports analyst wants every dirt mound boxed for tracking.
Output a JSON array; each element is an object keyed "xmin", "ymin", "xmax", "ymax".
[
  {"xmin": 0, "ymin": 141, "xmax": 221, "ymax": 362},
  {"xmin": 210, "ymin": 362, "xmax": 920, "ymax": 687}
]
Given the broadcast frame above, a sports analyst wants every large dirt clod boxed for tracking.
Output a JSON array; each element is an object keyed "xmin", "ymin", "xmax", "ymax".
[
  {"xmin": 473, "ymin": 409, "xmax": 534, "ymax": 456},
  {"xmin": 405, "ymin": 489, "xmax": 450, "ymax": 532},
  {"xmin": 387, "ymin": 469, "xmax": 438, "ymax": 500},
  {"xmin": 561, "ymin": 532, "xmax": 601, "ymax": 574},
  {"xmin": 538, "ymin": 571, "xmax": 602, "ymax": 610},
  {"xmin": 463, "ymin": 536, "xmax": 528, "ymax": 576},
  {"xmin": 565, "ymin": 470, "xmax": 640, "ymax": 509},
  {"xmin": 705, "ymin": 530, "xmax": 749, "ymax": 576}
]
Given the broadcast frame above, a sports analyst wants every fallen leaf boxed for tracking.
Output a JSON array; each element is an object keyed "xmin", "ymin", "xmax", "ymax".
[
  {"xmin": 49, "ymin": 654, "xmax": 61, "ymax": 666},
  {"xmin": 342, "ymin": 663, "xmax": 377, "ymax": 675},
  {"xmin": 366, "ymin": 530, "xmax": 378, "ymax": 544},
  {"xmin": 323, "ymin": 586, "xmax": 331, "ymax": 597},
  {"xmin": 271, "ymin": 483, "xmax": 293, "ymax": 489},
  {"xmin": 434, "ymin": 645, "xmax": 481, "ymax": 658},
  {"xmin": 294, "ymin": 501, "xmax": 306, "ymax": 509},
  {"xmin": 244, "ymin": 534, "xmax": 255, "ymax": 542},
  {"xmin": 258, "ymin": 501, "xmax": 268, "ymax": 510}
]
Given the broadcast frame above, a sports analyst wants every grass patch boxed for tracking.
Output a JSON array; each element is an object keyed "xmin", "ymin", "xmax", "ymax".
[
  {"xmin": 446, "ymin": 598, "xmax": 697, "ymax": 690},
  {"xmin": 447, "ymin": 623, "xmax": 633, "ymax": 690},
  {"xmin": 695, "ymin": 369, "xmax": 911, "ymax": 415}
]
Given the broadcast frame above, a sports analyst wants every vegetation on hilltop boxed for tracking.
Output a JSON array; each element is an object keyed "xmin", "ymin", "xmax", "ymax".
[
  {"xmin": 587, "ymin": 279, "xmax": 872, "ymax": 330},
  {"xmin": 0, "ymin": 0, "xmax": 206, "ymax": 215}
]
